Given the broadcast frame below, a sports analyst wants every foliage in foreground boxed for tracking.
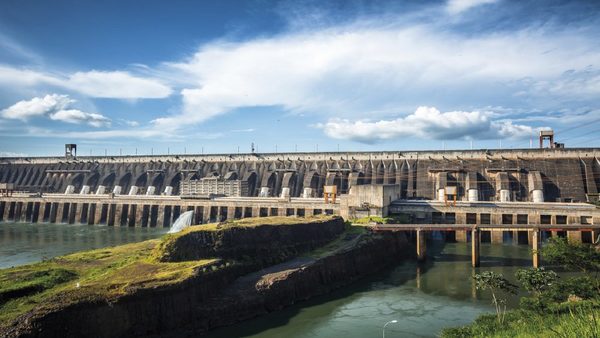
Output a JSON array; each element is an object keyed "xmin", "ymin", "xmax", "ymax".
[{"xmin": 441, "ymin": 238, "xmax": 600, "ymax": 337}]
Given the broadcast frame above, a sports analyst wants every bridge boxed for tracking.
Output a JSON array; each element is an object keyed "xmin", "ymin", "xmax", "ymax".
[{"xmin": 369, "ymin": 223, "xmax": 600, "ymax": 268}]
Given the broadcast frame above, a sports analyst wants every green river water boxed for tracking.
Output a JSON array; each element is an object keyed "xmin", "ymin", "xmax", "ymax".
[{"xmin": 0, "ymin": 223, "xmax": 536, "ymax": 337}]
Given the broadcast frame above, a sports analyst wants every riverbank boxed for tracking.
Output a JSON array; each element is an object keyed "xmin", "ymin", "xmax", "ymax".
[{"xmin": 0, "ymin": 216, "xmax": 414, "ymax": 337}]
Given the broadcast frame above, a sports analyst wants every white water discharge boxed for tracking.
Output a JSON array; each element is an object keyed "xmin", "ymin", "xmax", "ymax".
[{"xmin": 168, "ymin": 210, "xmax": 195, "ymax": 233}]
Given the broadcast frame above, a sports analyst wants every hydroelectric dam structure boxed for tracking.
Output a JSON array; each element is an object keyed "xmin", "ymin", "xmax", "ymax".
[{"xmin": 1, "ymin": 146, "xmax": 600, "ymax": 267}]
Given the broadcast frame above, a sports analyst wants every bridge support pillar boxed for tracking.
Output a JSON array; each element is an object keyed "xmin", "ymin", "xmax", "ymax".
[
  {"xmin": 471, "ymin": 228, "xmax": 480, "ymax": 267},
  {"xmin": 455, "ymin": 230, "xmax": 467, "ymax": 243},
  {"xmin": 416, "ymin": 230, "xmax": 426, "ymax": 261},
  {"xmin": 532, "ymin": 229, "xmax": 540, "ymax": 268}
]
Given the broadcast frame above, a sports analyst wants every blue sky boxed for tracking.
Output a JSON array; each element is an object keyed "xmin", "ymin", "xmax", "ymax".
[{"xmin": 0, "ymin": 0, "xmax": 599, "ymax": 156}]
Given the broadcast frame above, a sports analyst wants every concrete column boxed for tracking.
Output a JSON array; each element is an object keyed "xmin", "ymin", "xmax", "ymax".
[
  {"xmin": 37, "ymin": 202, "xmax": 46, "ymax": 223},
  {"xmin": 114, "ymin": 204, "xmax": 123, "ymax": 226},
  {"xmin": 467, "ymin": 189, "xmax": 478, "ymax": 202},
  {"xmin": 55, "ymin": 203, "xmax": 65, "ymax": 224},
  {"xmin": 146, "ymin": 186, "xmax": 156, "ymax": 196},
  {"xmin": 95, "ymin": 185, "xmax": 106, "ymax": 195},
  {"xmin": 499, "ymin": 189, "xmax": 510, "ymax": 202},
  {"xmin": 438, "ymin": 188, "xmax": 445, "ymax": 202},
  {"xmin": 455, "ymin": 213, "xmax": 466, "ymax": 224},
  {"xmin": 417, "ymin": 230, "xmax": 426, "ymax": 261},
  {"xmin": 1, "ymin": 202, "xmax": 9, "ymax": 222},
  {"xmin": 128, "ymin": 186, "xmax": 139, "ymax": 196},
  {"xmin": 227, "ymin": 206, "xmax": 236, "ymax": 220},
  {"xmin": 157, "ymin": 205, "xmax": 166, "ymax": 227},
  {"xmin": 87, "ymin": 203, "xmax": 96, "ymax": 225},
  {"xmin": 202, "ymin": 207, "xmax": 211, "ymax": 224},
  {"xmin": 280, "ymin": 187, "xmax": 290, "ymax": 198},
  {"xmin": 68, "ymin": 203, "xmax": 77, "ymax": 224},
  {"xmin": 135, "ymin": 204, "xmax": 145, "ymax": 227},
  {"xmin": 471, "ymin": 228, "xmax": 480, "ymax": 267},
  {"xmin": 259, "ymin": 187, "xmax": 270, "ymax": 197},
  {"xmin": 80, "ymin": 185, "xmax": 90, "ymax": 195},
  {"xmin": 532, "ymin": 229, "xmax": 540, "ymax": 268},
  {"xmin": 113, "ymin": 185, "xmax": 122, "ymax": 195},
  {"xmin": 532, "ymin": 190, "xmax": 544, "ymax": 203},
  {"xmin": 65, "ymin": 185, "xmax": 75, "ymax": 194},
  {"xmin": 528, "ymin": 230, "xmax": 534, "ymax": 246},
  {"xmin": 567, "ymin": 231, "xmax": 582, "ymax": 244},
  {"xmin": 491, "ymin": 230, "xmax": 503, "ymax": 244},
  {"xmin": 164, "ymin": 186, "xmax": 173, "ymax": 196},
  {"xmin": 456, "ymin": 230, "xmax": 468, "ymax": 243},
  {"xmin": 94, "ymin": 204, "xmax": 104, "ymax": 225},
  {"xmin": 302, "ymin": 188, "xmax": 313, "ymax": 198},
  {"xmin": 512, "ymin": 230, "xmax": 519, "ymax": 244}
]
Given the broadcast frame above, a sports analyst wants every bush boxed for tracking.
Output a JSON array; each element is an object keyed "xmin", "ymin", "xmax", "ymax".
[{"xmin": 544, "ymin": 276, "xmax": 600, "ymax": 302}]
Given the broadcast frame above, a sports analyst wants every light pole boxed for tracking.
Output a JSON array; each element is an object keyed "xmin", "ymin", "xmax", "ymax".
[{"xmin": 382, "ymin": 319, "xmax": 398, "ymax": 338}]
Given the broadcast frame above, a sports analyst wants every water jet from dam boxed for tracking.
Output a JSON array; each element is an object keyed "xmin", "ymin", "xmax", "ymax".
[{"xmin": 168, "ymin": 210, "xmax": 194, "ymax": 233}]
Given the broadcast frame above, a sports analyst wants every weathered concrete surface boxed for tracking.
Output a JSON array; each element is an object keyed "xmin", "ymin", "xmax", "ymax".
[{"xmin": 1, "ymin": 148, "xmax": 599, "ymax": 202}]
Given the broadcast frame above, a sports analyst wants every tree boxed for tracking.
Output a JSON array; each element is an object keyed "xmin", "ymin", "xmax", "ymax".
[
  {"xmin": 515, "ymin": 267, "xmax": 558, "ymax": 297},
  {"xmin": 473, "ymin": 271, "xmax": 518, "ymax": 324},
  {"xmin": 542, "ymin": 237, "xmax": 600, "ymax": 276}
]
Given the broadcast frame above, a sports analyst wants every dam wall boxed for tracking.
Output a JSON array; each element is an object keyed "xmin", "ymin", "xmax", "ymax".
[{"xmin": 1, "ymin": 148, "xmax": 599, "ymax": 202}]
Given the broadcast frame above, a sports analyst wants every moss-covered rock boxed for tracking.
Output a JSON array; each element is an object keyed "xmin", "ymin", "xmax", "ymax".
[{"xmin": 154, "ymin": 215, "xmax": 346, "ymax": 264}]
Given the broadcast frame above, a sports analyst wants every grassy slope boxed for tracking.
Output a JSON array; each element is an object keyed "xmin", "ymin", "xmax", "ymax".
[
  {"xmin": 442, "ymin": 303, "xmax": 600, "ymax": 337},
  {"xmin": 0, "ymin": 215, "xmax": 340, "ymax": 328}
]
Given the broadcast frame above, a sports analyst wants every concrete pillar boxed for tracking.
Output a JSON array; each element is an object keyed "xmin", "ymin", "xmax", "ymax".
[
  {"xmin": 113, "ymin": 185, "xmax": 122, "ymax": 195},
  {"xmin": 164, "ymin": 186, "xmax": 173, "ymax": 196},
  {"xmin": 114, "ymin": 204, "xmax": 123, "ymax": 226},
  {"xmin": 567, "ymin": 231, "xmax": 582, "ymax": 244},
  {"xmin": 157, "ymin": 205, "xmax": 166, "ymax": 227},
  {"xmin": 528, "ymin": 230, "xmax": 534, "ymax": 246},
  {"xmin": 512, "ymin": 230, "xmax": 519, "ymax": 244},
  {"xmin": 55, "ymin": 203, "xmax": 65, "ymax": 223},
  {"xmin": 37, "ymin": 202, "xmax": 46, "ymax": 223},
  {"xmin": 532, "ymin": 190, "xmax": 544, "ymax": 203},
  {"xmin": 438, "ymin": 188, "xmax": 445, "ymax": 202},
  {"xmin": 491, "ymin": 230, "xmax": 503, "ymax": 244},
  {"xmin": 456, "ymin": 230, "xmax": 468, "ymax": 243},
  {"xmin": 135, "ymin": 204, "xmax": 145, "ymax": 227},
  {"xmin": 280, "ymin": 187, "xmax": 290, "ymax": 198},
  {"xmin": 467, "ymin": 189, "xmax": 478, "ymax": 202},
  {"xmin": 532, "ymin": 229, "xmax": 540, "ymax": 268},
  {"xmin": 471, "ymin": 228, "xmax": 480, "ymax": 267},
  {"xmin": 277, "ymin": 207, "xmax": 287, "ymax": 217},
  {"xmin": 227, "ymin": 206, "xmax": 236, "ymax": 220},
  {"xmin": 499, "ymin": 189, "xmax": 510, "ymax": 202},
  {"xmin": 302, "ymin": 188, "xmax": 313, "ymax": 198},
  {"xmin": 96, "ymin": 185, "xmax": 106, "ymax": 195},
  {"xmin": 128, "ymin": 186, "xmax": 139, "ymax": 196},
  {"xmin": 80, "ymin": 185, "xmax": 90, "ymax": 195},
  {"xmin": 65, "ymin": 185, "xmax": 75, "ymax": 194},
  {"xmin": 417, "ymin": 230, "xmax": 426, "ymax": 261},
  {"xmin": 146, "ymin": 186, "xmax": 156, "ymax": 196},
  {"xmin": 259, "ymin": 187, "xmax": 270, "ymax": 197}
]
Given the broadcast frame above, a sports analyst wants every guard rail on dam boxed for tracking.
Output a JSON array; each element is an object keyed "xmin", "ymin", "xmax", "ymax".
[{"xmin": 1, "ymin": 148, "xmax": 600, "ymax": 203}]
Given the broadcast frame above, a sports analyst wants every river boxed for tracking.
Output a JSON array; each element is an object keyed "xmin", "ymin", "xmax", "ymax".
[{"xmin": 0, "ymin": 224, "xmax": 536, "ymax": 337}]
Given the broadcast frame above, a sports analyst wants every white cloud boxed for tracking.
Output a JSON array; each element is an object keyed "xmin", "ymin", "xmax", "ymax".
[
  {"xmin": 49, "ymin": 109, "xmax": 111, "ymax": 127},
  {"xmin": 316, "ymin": 106, "xmax": 540, "ymax": 143},
  {"xmin": 1, "ymin": 94, "xmax": 111, "ymax": 128},
  {"xmin": 0, "ymin": 66, "xmax": 172, "ymax": 99},
  {"xmin": 446, "ymin": 0, "xmax": 499, "ymax": 15},
  {"xmin": 1, "ymin": 94, "xmax": 72, "ymax": 120},
  {"xmin": 64, "ymin": 71, "xmax": 172, "ymax": 99},
  {"xmin": 153, "ymin": 21, "xmax": 599, "ymax": 133}
]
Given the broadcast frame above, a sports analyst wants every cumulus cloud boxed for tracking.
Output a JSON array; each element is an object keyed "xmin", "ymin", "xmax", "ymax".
[
  {"xmin": 1, "ymin": 94, "xmax": 111, "ymax": 127},
  {"xmin": 0, "ymin": 66, "xmax": 172, "ymax": 99},
  {"xmin": 1, "ymin": 94, "xmax": 72, "ymax": 120},
  {"xmin": 316, "ymin": 106, "xmax": 540, "ymax": 143},
  {"xmin": 446, "ymin": 0, "xmax": 499, "ymax": 15}
]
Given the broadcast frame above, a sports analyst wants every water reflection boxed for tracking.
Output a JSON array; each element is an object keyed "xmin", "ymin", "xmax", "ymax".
[
  {"xmin": 0, "ymin": 222, "xmax": 167, "ymax": 268},
  {"xmin": 205, "ymin": 240, "xmax": 536, "ymax": 338}
]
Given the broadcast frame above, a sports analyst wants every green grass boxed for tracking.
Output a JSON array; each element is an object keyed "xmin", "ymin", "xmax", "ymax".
[
  {"xmin": 352, "ymin": 214, "xmax": 411, "ymax": 225},
  {"xmin": 0, "ymin": 239, "xmax": 217, "ymax": 327},
  {"xmin": 199, "ymin": 215, "xmax": 337, "ymax": 231},
  {"xmin": 441, "ymin": 302, "xmax": 600, "ymax": 337},
  {"xmin": 305, "ymin": 225, "xmax": 368, "ymax": 259}
]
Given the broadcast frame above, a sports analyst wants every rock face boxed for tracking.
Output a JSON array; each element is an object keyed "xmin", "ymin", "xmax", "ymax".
[
  {"xmin": 4, "ymin": 225, "xmax": 412, "ymax": 338},
  {"xmin": 156, "ymin": 217, "xmax": 346, "ymax": 263}
]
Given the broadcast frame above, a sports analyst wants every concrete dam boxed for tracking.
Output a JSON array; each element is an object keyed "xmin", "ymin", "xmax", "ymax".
[{"xmin": 1, "ymin": 148, "xmax": 600, "ymax": 251}]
